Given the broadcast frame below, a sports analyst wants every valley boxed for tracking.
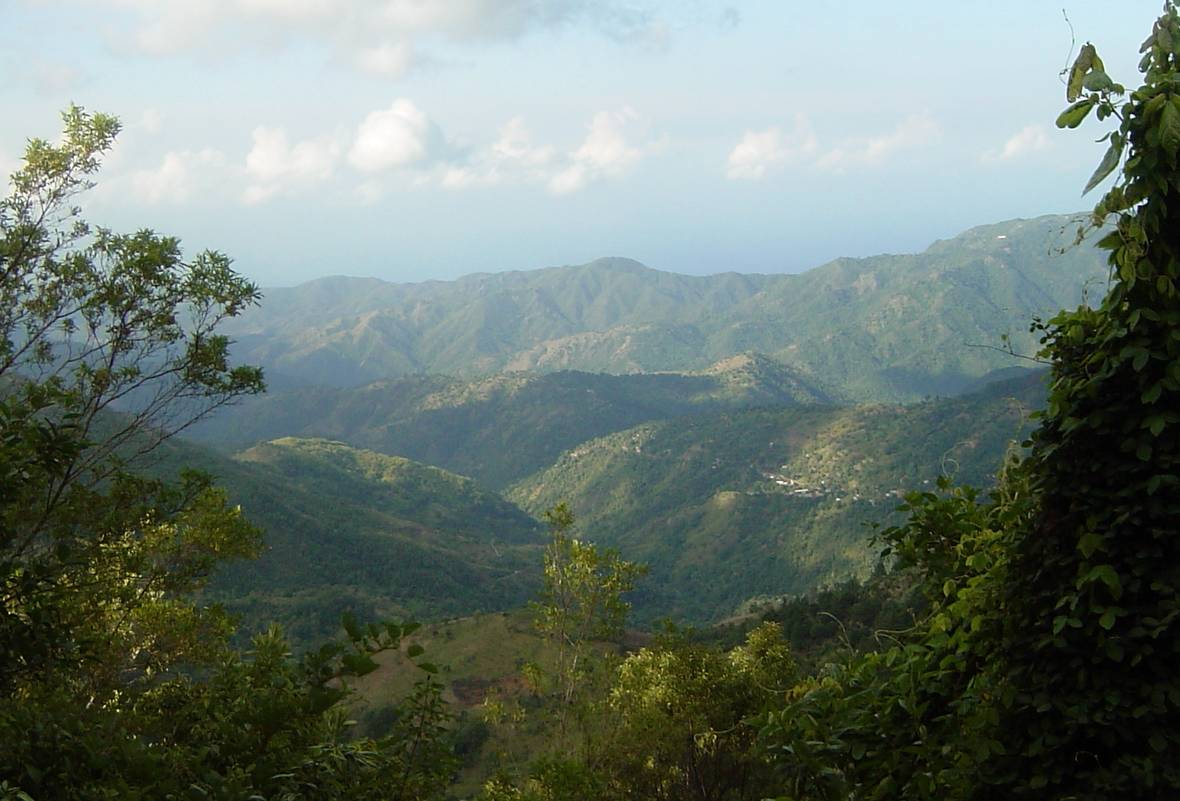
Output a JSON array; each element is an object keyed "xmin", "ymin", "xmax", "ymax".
[
  {"xmin": 177, "ymin": 215, "xmax": 1081, "ymax": 637},
  {"xmin": 9, "ymin": 6, "xmax": 1176, "ymax": 797}
]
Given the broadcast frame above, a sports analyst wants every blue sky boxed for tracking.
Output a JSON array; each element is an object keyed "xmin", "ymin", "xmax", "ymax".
[{"xmin": 0, "ymin": 1, "xmax": 1166, "ymax": 285}]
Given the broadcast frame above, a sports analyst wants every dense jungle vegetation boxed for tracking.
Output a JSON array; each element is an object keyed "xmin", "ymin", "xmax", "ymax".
[{"xmin": 2, "ymin": 5, "xmax": 1178, "ymax": 800}]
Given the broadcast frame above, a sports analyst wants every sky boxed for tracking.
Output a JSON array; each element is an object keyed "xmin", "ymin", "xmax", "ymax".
[{"xmin": 0, "ymin": 0, "xmax": 1168, "ymax": 286}]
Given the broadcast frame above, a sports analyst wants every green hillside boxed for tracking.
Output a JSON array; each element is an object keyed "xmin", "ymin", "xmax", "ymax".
[
  {"xmin": 508, "ymin": 372, "xmax": 1046, "ymax": 622},
  {"xmin": 144, "ymin": 437, "xmax": 544, "ymax": 642},
  {"xmin": 224, "ymin": 215, "xmax": 1105, "ymax": 400},
  {"xmin": 186, "ymin": 354, "xmax": 831, "ymax": 488}
]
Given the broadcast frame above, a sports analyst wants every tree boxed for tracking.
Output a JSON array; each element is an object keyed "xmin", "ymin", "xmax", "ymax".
[
  {"xmin": 0, "ymin": 108, "xmax": 454, "ymax": 800},
  {"xmin": 597, "ymin": 623, "xmax": 795, "ymax": 801},
  {"xmin": 530, "ymin": 503, "xmax": 646, "ymax": 741},
  {"xmin": 0, "ymin": 106, "xmax": 265, "ymax": 688}
]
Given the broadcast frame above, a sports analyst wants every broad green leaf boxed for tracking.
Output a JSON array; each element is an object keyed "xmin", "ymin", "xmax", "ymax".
[
  {"xmin": 1083, "ymin": 564, "xmax": 1123, "ymax": 598},
  {"xmin": 1083, "ymin": 138, "xmax": 1124, "ymax": 195},
  {"xmin": 1083, "ymin": 70, "xmax": 1114, "ymax": 92},
  {"xmin": 1056, "ymin": 99, "xmax": 1094, "ymax": 129},
  {"xmin": 1099, "ymin": 609, "xmax": 1116, "ymax": 630},
  {"xmin": 1160, "ymin": 97, "xmax": 1180, "ymax": 153},
  {"xmin": 406, "ymin": 643, "xmax": 425, "ymax": 658},
  {"xmin": 1077, "ymin": 531, "xmax": 1103, "ymax": 559},
  {"xmin": 1159, "ymin": 25, "xmax": 1175, "ymax": 53},
  {"xmin": 1068, "ymin": 43, "xmax": 1097, "ymax": 101}
]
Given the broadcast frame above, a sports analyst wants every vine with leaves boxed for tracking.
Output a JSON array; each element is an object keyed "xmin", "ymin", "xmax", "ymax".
[{"xmin": 757, "ymin": 4, "xmax": 1180, "ymax": 799}]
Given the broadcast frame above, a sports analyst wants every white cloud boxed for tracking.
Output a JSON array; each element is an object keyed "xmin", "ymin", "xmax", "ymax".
[
  {"xmin": 241, "ymin": 184, "xmax": 280, "ymax": 206},
  {"xmin": 437, "ymin": 116, "xmax": 555, "ymax": 189},
  {"xmin": 548, "ymin": 164, "xmax": 590, "ymax": 195},
  {"xmin": 548, "ymin": 108, "xmax": 642, "ymax": 195},
  {"xmin": 94, "ymin": 0, "xmax": 672, "ymax": 73},
  {"xmin": 726, "ymin": 115, "xmax": 816, "ymax": 180},
  {"xmin": 419, "ymin": 108, "xmax": 649, "ymax": 195},
  {"xmin": 816, "ymin": 114, "xmax": 941, "ymax": 172},
  {"xmin": 491, "ymin": 117, "xmax": 555, "ymax": 169},
  {"xmin": 243, "ymin": 126, "xmax": 340, "ymax": 204},
  {"xmin": 117, "ymin": 1, "xmax": 220, "ymax": 56},
  {"xmin": 574, "ymin": 109, "xmax": 641, "ymax": 171},
  {"xmin": 984, "ymin": 124, "xmax": 1052, "ymax": 162},
  {"xmin": 354, "ymin": 42, "xmax": 415, "ymax": 77},
  {"xmin": 246, "ymin": 126, "xmax": 338, "ymax": 182},
  {"xmin": 130, "ymin": 148, "xmax": 226, "ymax": 204},
  {"xmin": 348, "ymin": 99, "xmax": 443, "ymax": 173},
  {"xmin": 238, "ymin": 0, "xmax": 336, "ymax": 24}
]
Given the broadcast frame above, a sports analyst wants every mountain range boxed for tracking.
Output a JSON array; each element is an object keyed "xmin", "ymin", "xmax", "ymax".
[
  {"xmin": 223, "ymin": 214, "xmax": 1106, "ymax": 401},
  {"xmin": 174, "ymin": 369, "xmax": 1044, "ymax": 631},
  {"xmin": 167, "ymin": 213, "xmax": 1106, "ymax": 634}
]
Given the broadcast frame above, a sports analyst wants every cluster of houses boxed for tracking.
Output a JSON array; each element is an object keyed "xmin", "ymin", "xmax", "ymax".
[{"xmin": 759, "ymin": 469, "xmax": 921, "ymax": 505}]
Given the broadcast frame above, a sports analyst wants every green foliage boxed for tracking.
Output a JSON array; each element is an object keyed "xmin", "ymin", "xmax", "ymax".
[
  {"xmin": 750, "ymin": 572, "xmax": 927, "ymax": 670},
  {"xmin": 756, "ymin": 7, "xmax": 1180, "ymax": 799},
  {"xmin": 531, "ymin": 504, "xmax": 646, "ymax": 740},
  {"xmin": 992, "ymin": 8, "xmax": 1180, "ymax": 796},
  {"xmin": 0, "ymin": 110, "xmax": 455, "ymax": 800},
  {"xmin": 0, "ymin": 622, "xmax": 455, "ymax": 800},
  {"xmin": 479, "ymin": 756, "xmax": 609, "ymax": 801},
  {"xmin": 0, "ymin": 104, "xmax": 264, "ymax": 692},
  {"xmin": 593, "ymin": 623, "xmax": 795, "ymax": 801},
  {"xmin": 756, "ymin": 466, "xmax": 1032, "ymax": 801},
  {"xmin": 511, "ymin": 374, "xmax": 1043, "ymax": 622}
]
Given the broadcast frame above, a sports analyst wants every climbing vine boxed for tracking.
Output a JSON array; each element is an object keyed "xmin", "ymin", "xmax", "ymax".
[{"xmin": 758, "ymin": 5, "xmax": 1180, "ymax": 799}]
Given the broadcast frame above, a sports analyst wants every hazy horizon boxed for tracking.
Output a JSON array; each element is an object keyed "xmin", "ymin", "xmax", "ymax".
[
  {"xmin": 2, "ymin": 1, "xmax": 1159, "ymax": 286},
  {"xmin": 255, "ymin": 210, "xmax": 1088, "ymax": 289}
]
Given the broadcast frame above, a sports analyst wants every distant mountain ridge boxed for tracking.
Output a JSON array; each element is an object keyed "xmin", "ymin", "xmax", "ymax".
[{"xmin": 226, "ymin": 214, "xmax": 1106, "ymax": 400}]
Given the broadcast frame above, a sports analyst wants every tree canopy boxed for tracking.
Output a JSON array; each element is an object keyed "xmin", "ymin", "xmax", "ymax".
[{"xmin": 0, "ymin": 108, "xmax": 453, "ymax": 801}]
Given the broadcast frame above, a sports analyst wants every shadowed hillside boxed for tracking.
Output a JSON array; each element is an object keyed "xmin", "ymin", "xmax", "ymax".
[
  {"xmin": 186, "ymin": 354, "xmax": 831, "ymax": 488},
  {"xmin": 143, "ymin": 436, "xmax": 544, "ymax": 643}
]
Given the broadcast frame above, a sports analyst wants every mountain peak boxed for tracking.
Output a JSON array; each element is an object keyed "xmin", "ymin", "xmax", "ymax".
[{"xmin": 581, "ymin": 257, "xmax": 654, "ymax": 274}]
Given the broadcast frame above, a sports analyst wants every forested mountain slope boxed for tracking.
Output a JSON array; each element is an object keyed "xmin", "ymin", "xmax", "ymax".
[
  {"xmin": 145, "ymin": 436, "xmax": 543, "ymax": 642},
  {"xmin": 224, "ymin": 215, "xmax": 1104, "ymax": 400},
  {"xmin": 187, "ymin": 354, "xmax": 831, "ymax": 488},
  {"xmin": 509, "ymin": 372, "xmax": 1046, "ymax": 621}
]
